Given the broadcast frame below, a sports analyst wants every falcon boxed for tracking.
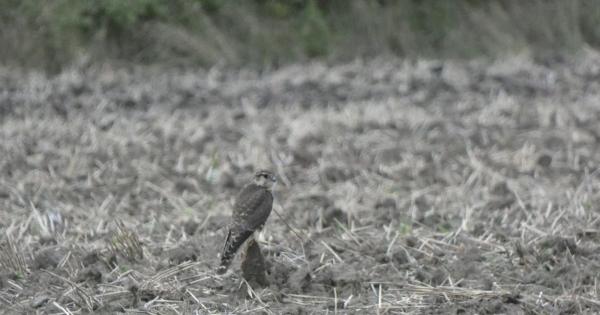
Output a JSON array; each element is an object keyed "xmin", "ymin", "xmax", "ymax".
[{"xmin": 216, "ymin": 170, "xmax": 276, "ymax": 274}]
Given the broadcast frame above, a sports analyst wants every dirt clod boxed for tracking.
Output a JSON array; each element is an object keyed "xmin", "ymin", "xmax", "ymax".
[
  {"xmin": 32, "ymin": 247, "xmax": 65, "ymax": 270},
  {"xmin": 537, "ymin": 154, "xmax": 552, "ymax": 167},
  {"xmin": 30, "ymin": 295, "xmax": 50, "ymax": 308},
  {"xmin": 287, "ymin": 267, "xmax": 312, "ymax": 293},
  {"xmin": 241, "ymin": 238, "xmax": 269, "ymax": 288},
  {"xmin": 320, "ymin": 207, "xmax": 348, "ymax": 227},
  {"xmin": 168, "ymin": 245, "xmax": 198, "ymax": 265},
  {"xmin": 76, "ymin": 265, "xmax": 103, "ymax": 283},
  {"xmin": 81, "ymin": 251, "xmax": 101, "ymax": 267},
  {"xmin": 375, "ymin": 198, "xmax": 397, "ymax": 209},
  {"xmin": 321, "ymin": 166, "xmax": 353, "ymax": 183},
  {"xmin": 183, "ymin": 220, "xmax": 199, "ymax": 236}
]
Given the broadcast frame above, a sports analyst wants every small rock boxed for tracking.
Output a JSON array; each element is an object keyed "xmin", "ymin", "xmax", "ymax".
[
  {"xmin": 231, "ymin": 110, "xmax": 246, "ymax": 120},
  {"xmin": 30, "ymin": 295, "xmax": 50, "ymax": 308},
  {"xmin": 391, "ymin": 249, "xmax": 410, "ymax": 266},
  {"xmin": 76, "ymin": 266, "xmax": 103, "ymax": 283},
  {"xmin": 405, "ymin": 236, "xmax": 419, "ymax": 248},
  {"xmin": 415, "ymin": 267, "xmax": 446, "ymax": 286},
  {"xmin": 183, "ymin": 220, "xmax": 199, "ymax": 236},
  {"xmin": 168, "ymin": 246, "xmax": 198, "ymax": 265},
  {"xmin": 536, "ymin": 154, "xmax": 552, "ymax": 167},
  {"xmin": 292, "ymin": 148, "xmax": 318, "ymax": 167},
  {"xmin": 218, "ymin": 171, "xmax": 236, "ymax": 189},
  {"xmin": 321, "ymin": 166, "xmax": 352, "ymax": 182},
  {"xmin": 288, "ymin": 267, "xmax": 312, "ymax": 293},
  {"xmin": 33, "ymin": 248, "xmax": 64, "ymax": 270},
  {"xmin": 174, "ymin": 179, "xmax": 196, "ymax": 192},
  {"xmin": 375, "ymin": 198, "xmax": 396, "ymax": 209},
  {"xmin": 321, "ymin": 208, "xmax": 348, "ymax": 228},
  {"xmin": 490, "ymin": 181, "xmax": 511, "ymax": 196},
  {"xmin": 376, "ymin": 147, "xmax": 402, "ymax": 165},
  {"xmin": 39, "ymin": 236, "xmax": 57, "ymax": 246},
  {"xmin": 82, "ymin": 251, "xmax": 101, "ymax": 267},
  {"xmin": 330, "ymin": 265, "xmax": 361, "ymax": 286}
]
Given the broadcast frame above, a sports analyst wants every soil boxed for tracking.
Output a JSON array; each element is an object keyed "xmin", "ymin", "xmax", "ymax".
[{"xmin": 1, "ymin": 52, "xmax": 600, "ymax": 313}]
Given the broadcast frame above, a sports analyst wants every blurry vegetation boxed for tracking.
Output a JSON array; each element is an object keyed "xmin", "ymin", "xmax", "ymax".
[{"xmin": 1, "ymin": 0, "xmax": 599, "ymax": 71}]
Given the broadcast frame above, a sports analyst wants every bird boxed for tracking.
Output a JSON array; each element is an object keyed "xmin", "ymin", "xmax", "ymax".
[{"xmin": 216, "ymin": 170, "xmax": 276, "ymax": 275}]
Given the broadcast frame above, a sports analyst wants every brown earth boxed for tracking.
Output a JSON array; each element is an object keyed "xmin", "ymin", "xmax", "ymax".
[{"xmin": 1, "ymin": 51, "xmax": 600, "ymax": 314}]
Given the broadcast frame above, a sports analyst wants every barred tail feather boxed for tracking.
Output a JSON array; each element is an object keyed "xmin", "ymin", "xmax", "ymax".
[{"xmin": 216, "ymin": 229, "xmax": 253, "ymax": 274}]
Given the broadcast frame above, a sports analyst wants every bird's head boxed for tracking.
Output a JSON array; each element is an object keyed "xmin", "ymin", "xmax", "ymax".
[{"xmin": 253, "ymin": 170, "xmax": 277, "ymax": 189}]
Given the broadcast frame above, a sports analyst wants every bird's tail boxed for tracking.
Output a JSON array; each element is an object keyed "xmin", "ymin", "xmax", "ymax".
[{"xmin": 216, "ymin": 229, "xmax": 254, "ymax": 275}]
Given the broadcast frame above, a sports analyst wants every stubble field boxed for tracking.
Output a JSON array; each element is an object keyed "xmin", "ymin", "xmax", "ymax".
[{"xmin": 1, "ymin": 51, "xmax": 600, "ymax": 314}]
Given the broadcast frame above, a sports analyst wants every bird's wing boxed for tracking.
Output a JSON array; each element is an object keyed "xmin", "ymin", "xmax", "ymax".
[
  {"xmin": 232, "ymin": 184, "xmax": 273, "ymax": 231},
  {"xmin": 217, "ymin": 228, "xmax": 254, "ymax": 274},
  {"xmin": 252, "ymin": 190, "xmax": 273, "ymax": 230}
]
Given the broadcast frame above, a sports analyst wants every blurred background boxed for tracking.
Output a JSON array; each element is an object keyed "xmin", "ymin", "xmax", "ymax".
[{"xmin": 1, "ymin": 0, "xmax": 599, "ymax": 71}]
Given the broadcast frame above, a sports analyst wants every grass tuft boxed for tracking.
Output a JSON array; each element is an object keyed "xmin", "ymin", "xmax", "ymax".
[
  {"xmin": 109, "ymin": 220, "xmax": 144, "ymax": 262},
  {"xmin": 0, "ymin": 234, "xmax": 29, "ymax": 277}
]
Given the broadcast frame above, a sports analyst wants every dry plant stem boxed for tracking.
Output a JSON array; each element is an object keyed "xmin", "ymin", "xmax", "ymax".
[
  {"xmin": 109, "ymin": 220, "xmax": 144, "ymax": 261},
  {"xmin": 0, "ymin": 234, "xmax": 28, "ymax": 276}
]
